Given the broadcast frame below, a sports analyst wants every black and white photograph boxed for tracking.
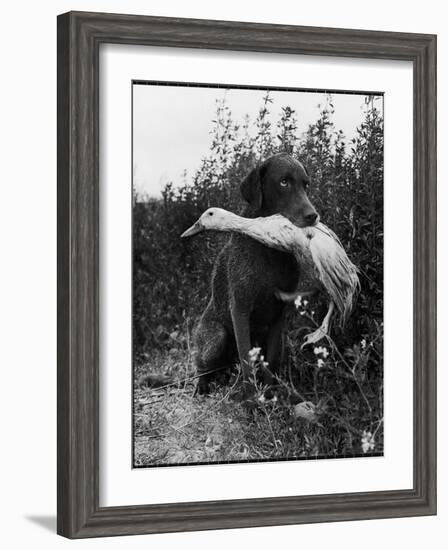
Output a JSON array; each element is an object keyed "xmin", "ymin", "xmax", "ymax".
[
  {"xmin": 0, "ymin": 1, "xmax": 441, "ymax": 544},
  {"xmin": 132, "ymin": 82, "xmax": 384, "ymax": 467}
]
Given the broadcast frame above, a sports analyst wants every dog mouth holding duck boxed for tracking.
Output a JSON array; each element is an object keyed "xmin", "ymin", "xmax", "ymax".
[{"xmin": 181, "ymin": 207, "xmax": 360, "ymax": 347}]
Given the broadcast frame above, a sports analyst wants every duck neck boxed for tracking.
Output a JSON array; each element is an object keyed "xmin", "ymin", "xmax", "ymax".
[
  {"xmin": 215, "ymin": 211, "xmax": 295, "ymax": 254},
  {"xmin": 214, "ymin": 211, "xmax": 285, "ymax": 251},
  {"xmin": 217, "ymin": 211, "xmax": 261, "ymax": 236}
]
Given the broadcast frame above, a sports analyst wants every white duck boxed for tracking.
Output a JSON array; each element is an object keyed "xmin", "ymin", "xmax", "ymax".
[{"xmin": 181, "ymin": 207, "xmax": 360, "ymax": 346}]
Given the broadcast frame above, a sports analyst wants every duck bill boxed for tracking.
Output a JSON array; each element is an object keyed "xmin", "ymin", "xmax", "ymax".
[{"xmin": 181, "ymin": 220, "xmax": 203, "ymax": 238}]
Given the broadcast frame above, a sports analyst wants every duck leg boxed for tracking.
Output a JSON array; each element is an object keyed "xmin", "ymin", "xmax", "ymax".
[
  {"xmin": 275, "ymin": 289, "xmax": 315, "ymax": 303},
  {"xmin": 301, "ymin": 301, "xmax": 335, "ymax": 349}
]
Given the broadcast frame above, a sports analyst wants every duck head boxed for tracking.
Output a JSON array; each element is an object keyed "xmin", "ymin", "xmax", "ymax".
[{"xmin": 181, "ymin": 208, "xmax": 230, "ymax": 238}]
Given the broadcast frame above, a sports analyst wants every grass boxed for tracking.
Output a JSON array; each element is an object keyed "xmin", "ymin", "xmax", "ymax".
[
  {"xmin": 133, "ymin": 314, "xmax": 383, "ymax": 467},
  {"xmin": 133, "ymin": 349, "xmax": 289, "ymax": 466}
]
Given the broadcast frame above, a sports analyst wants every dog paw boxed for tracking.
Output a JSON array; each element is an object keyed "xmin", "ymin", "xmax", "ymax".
[
  {"xmin": 194, "ymin": 378, "xmax": 211, "ymax": 396},
  {"xmin": 230, "ymin": 380, "xmax": 256, "ymax": 402}
]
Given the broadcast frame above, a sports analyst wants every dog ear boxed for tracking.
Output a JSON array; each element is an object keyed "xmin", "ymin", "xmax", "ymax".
[{"xmin": 240, "ymin": 166, "xmax": 262, "ymax": 209}]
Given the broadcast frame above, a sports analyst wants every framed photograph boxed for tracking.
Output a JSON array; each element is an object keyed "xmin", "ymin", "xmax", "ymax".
[{"xmin": 57, "ymin": 11, "xmax": 437, "ymax": 538}]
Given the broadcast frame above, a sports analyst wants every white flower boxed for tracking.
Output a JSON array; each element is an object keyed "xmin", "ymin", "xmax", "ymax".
[
  {"xmin": 313, "ymin": 346, "xmax": 329, "ymax": 359},
  {"xmin": 303, "ymin": 299, "xmax": 309, "ymax": 307},
  {"xmin": 258, "ymin": 394, "xmax": 266, "ymax": 403},
  {"xmin": 294, "ymin": 295, "xmax": 302, "ymax": 309},
  {"xmin": 317, "ymin": 358, "xmax": 325, "ymax": 368},
  {"xmin": 248, "ymin": 347, "xmax": 261, "ymax": 362},
  {"xmin": 361, "ymin": 430, "xmax": 375, "ymax": 453},
  {"xmin": 361, "ymin": 339, "xmax": 367, "ymax": 350}
]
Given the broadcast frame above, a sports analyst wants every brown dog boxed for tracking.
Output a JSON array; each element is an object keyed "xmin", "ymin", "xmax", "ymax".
[{"xmin": 188, "ymin": 153, "xmax": 318, "ymax": 394}]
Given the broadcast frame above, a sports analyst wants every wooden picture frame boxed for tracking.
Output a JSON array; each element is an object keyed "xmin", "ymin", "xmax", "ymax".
[{"xmin": 57, "ymin": 11, "xmax": 437, "ymax": 538}]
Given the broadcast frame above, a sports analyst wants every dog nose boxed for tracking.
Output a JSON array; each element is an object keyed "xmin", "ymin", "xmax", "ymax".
[{"xmin": 305, "ymin": 212, "xmax": 318, "ymax": 225}]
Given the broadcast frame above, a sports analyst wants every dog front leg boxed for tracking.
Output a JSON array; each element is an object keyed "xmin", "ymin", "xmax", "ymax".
[
  {"xmin": 230, "ymin": 302, "xmax": 251, "ymax": 381},
  {"xmin": 265, "ymin": 311, "xmax": 286, "ymax": 385}
]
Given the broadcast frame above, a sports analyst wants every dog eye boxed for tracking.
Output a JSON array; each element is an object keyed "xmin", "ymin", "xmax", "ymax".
[{"xmin": 279, "ymin": 179, "xmax": 289, "ymax": 187}]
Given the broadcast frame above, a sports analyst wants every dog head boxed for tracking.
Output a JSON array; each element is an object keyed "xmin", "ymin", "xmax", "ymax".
[{"xmin": 240, "ymin": 153, "xmax": 318, "ymax": 227}]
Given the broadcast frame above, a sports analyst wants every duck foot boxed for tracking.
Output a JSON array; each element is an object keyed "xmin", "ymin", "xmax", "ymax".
[
  {"xmin": 300, "ymin": 326, "xmax": 329, "ymax": 349},
  {"xmin": 300, "ymin": 301, "xmax": 335, "ymax": 350}
]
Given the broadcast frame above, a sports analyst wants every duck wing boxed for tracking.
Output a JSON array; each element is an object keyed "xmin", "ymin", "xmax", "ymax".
[{"xmin": 308, "ymin": 225, "xmax": 360, "ymax": 324}]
